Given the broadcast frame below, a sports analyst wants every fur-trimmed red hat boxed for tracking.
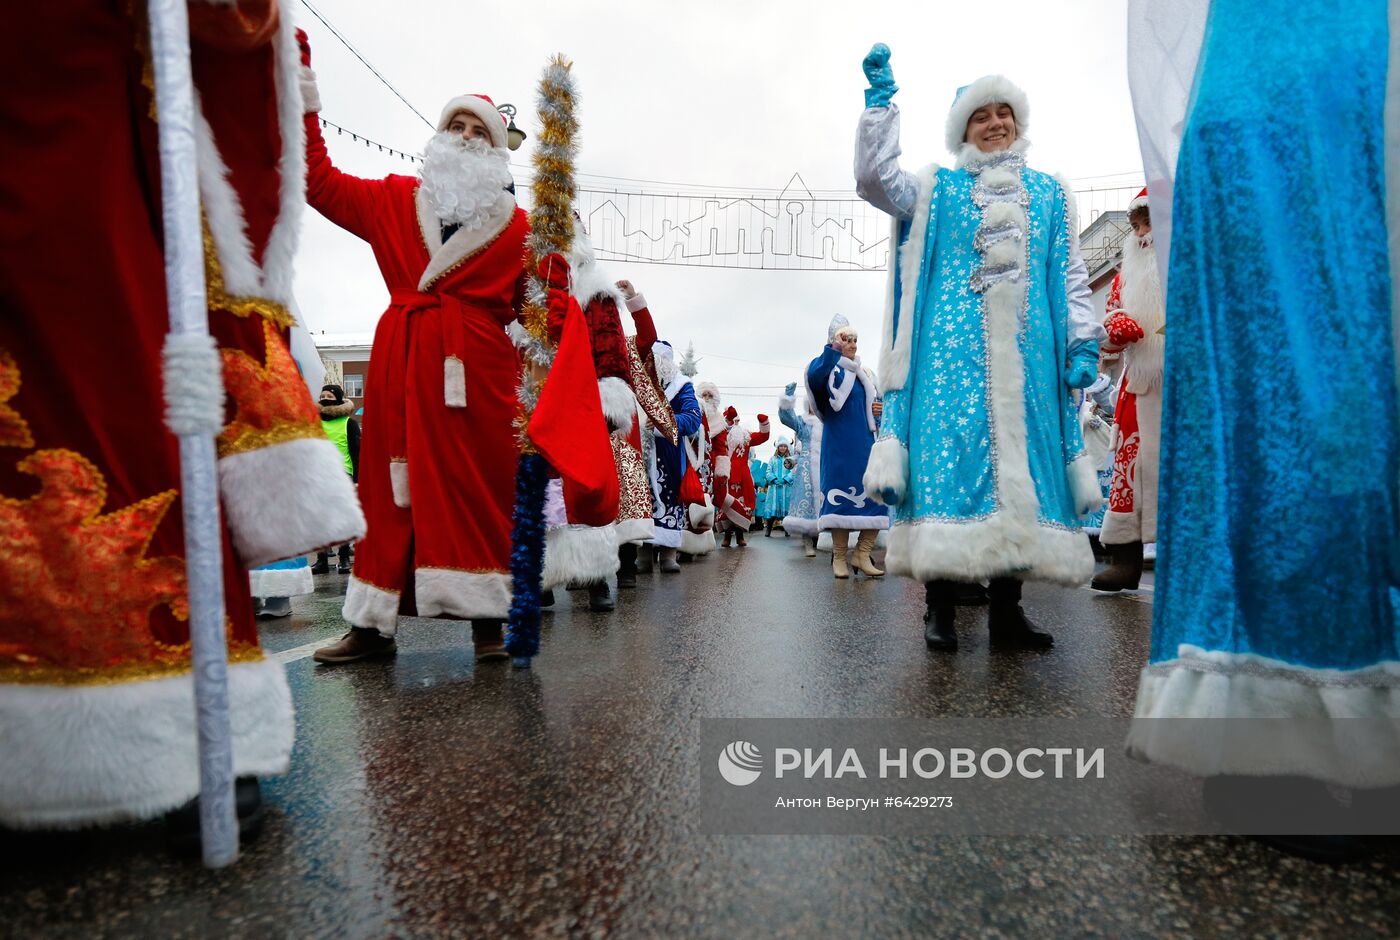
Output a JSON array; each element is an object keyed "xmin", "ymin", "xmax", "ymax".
[{"xmin": 437, "ymin": 94, "xmax": 508, "ymax": 149}]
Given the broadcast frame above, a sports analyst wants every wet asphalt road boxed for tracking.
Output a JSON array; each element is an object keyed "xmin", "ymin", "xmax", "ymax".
[{"xmin": 3, "ymin": 535, "xmax": 1398, "ymax": 938}]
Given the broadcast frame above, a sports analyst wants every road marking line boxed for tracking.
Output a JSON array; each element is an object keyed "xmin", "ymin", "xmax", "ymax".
[{"xmin": 271, "ymin": 638, "xmax": 332, "ymax": 664}]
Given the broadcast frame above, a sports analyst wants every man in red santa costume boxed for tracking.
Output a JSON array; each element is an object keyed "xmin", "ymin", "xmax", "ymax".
[
  {"xmin": 1091, "ymin": 190, "xmax": 1165, "ymax": 592},
  {"xmin": 711, "ymin": 404, "xmax": 771, "ymax": 548},
  {"xmin": 0, "ymin": 1, "xmax": 363, "ymax": 832},
  {"xmin": 296, "ymin": 35, "xmax": 531, "ymax": 664}
]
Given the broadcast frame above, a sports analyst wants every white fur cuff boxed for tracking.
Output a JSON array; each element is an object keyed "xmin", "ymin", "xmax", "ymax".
[
  {"xmin": 598, "ymin": 377, "xmax": 637, "ymax": 432},
  {"xmin": 864, "ymin": 437, "xmax": 909, "ymax": 506},
  {"xmin": 625, "ymin": 294, "xmax": 648, "ymax": 313},
  {"xmin": 249, "ymin": 564, "xmax": 314, "ymax": 598},
  {"xmin": 415, "ymin": 568, "xmax": 512, "ymax": 620},
  {"xmin": 444, "ymin": 356, "xmax": 466, "ymax": 408},
  {"xmin": 299, "ymin": 65, "xmax": 321, "ymax": 114},
  {"xmin": 390, "ymin": 460, "xmax": 410, "ymax": 509},
  {"xmin": 343, "ymin": 576, "xmax": 401, "ymax": 635},
  {"xmin": 220, "ymin": 437, "xmax": 366, "ymax": 568},
  {"xmin": 714, "ymin": 455, "xmax": 731, "ymax": 477},
  {"xmin": 1068, "ymin": 453, "xmax": 1103, "ymax": 518}
]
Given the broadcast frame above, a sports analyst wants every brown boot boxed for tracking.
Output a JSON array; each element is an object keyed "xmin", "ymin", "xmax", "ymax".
[
  {"xmin": 830, "ymin": 529, "xmax": 851, "ymax": 579},
  {"xmin": 722, "ymin": 528, "xmax": 733, "ymax": 548},
  {"xmin": 851, "ymin": 530, "xmax": 885, "ymax": 577},
  {"xmin": 472, "ymin": 620, "xmax": 509, "ymax": 662},
  {"xmin": 313, "ymin": 626, "xmax": 396, "ymax": 664},
  {"xmin": 1091, "ymin": 541, "xmax": 1144, "ymax": 592}
]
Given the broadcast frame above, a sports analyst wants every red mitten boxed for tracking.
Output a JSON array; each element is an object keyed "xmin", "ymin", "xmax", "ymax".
[
  {"xmin": 724, "ymin": 406, "xmax": 739, "ymax": 422},
  {"xmin": 537, "ymin": 252, "xmax": 571, "ymax": 292},
  {"xmin": 295, "ymin": 28, "xmax": 312, "ymax": 67},
  {"xmin": 756, "ymin": 413, "xmax": 769, "ymax": 424},
  {"xmin": 1105, "ymin": 312, "xmax": 1144, "ymax": 347}
]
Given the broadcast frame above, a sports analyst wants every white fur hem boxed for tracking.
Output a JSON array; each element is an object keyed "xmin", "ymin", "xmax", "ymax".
[
  {"xmin": 680, "ymin": 528, "xmax": 716, "ymax": 555},
  {"xmin": 687, "ymin": 501, "xmax": 715, "ymax": 533},
  {"xmin": 819, "ymin": 514, "xmax": 890, "ymax": 531},
  {"xmin": 220, "ymin": 437, "xmax": 366, "ymax": 568},
  {"xmin": 249, "ymin": 564, "xmax": 313, "ymax": 598},
  {"xmin": 445, "ymin": 356, "xmax": 466, "ymax": 408},
  {"xmin": 343, "ymin": 576, "xmax": 400, "ymax": 635},
  {"xmin": 885, "ymin": 516, "xmax": 1093, "ymax": 586},
  {"xmin": 0, "ymin": 658, "xmax": 293, "ymax": 828},
  {"xmin": 598, "ymin": 377, "xmax": 637, "ymax": 432},
  {"xmin": 863, "ymin": 437, "xmax": 909, "ymax": 506},
  {"xmin": 1128, "ymin": 646, "xmax": 1400, "ymax": 788},
  {"xmin": 648, "ymin": 527, "xmax": 684, "ymax": 549},
  {"xmin": 615, "ymin": 517, "xmax": 656, "ymax": 544},
  {"xmin": 415, "ymin": 568, "xmax": 512, "ymax": 620},
  {"xmin": 714, "ymin": 455, "xmax": 732, "ymax": 477},
  {"xmin": 390, "ymin": 460, "xmax": 410, "ymax": 509},
  {"xmin": 542, "ymin": 524, "xmax": 621, "ymax": 589},
  {"xmin": 1068, "ymin": 453, "xmax": 1102, "ymax": 518},
  {"xmin": 782, "ymin": 515, "xmax": 820, "ymax": 536}
]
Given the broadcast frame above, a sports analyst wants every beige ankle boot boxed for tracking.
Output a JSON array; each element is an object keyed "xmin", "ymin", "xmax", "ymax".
[
  {"xmin": 803, "ymin": 536, "xmax": 817, "ymax": 558},
  {"xmin": 851, "ymin": 530, "xmax": 885, "ymax": 577},
  {"xmin": 830, "ymin": 529, "xmax": 851, "ymax": 579}
]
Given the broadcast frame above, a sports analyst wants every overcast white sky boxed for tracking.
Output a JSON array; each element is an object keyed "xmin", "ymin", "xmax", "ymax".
[{"xmin": 292, "ymin": 0, "xmax": 1143, "ymax": 460}]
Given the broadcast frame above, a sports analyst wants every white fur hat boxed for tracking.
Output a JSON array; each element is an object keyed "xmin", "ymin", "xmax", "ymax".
[
  {"xmin": 945, "ymin": 75, "xmax": 1030, "ymax": 154},
  {"xmin": 437, "ymin": 94, "xmax": 509, "ymax": 149},
  {"xmin": 828, "ymin": 314, "xmax": 852, "ymax": 343}
]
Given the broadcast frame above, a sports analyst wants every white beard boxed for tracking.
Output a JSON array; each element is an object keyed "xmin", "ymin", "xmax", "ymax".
[
  {"xmin": 418, "ymin": 133, "xmax": 514, "ymax": 231},
  {"xmin": 1120, "ymin": 232, "xmax": 1166, "ymax": 395},
  {"xmin": 654, "ymin": 345, "xmax": 678, "ymax": 389}
]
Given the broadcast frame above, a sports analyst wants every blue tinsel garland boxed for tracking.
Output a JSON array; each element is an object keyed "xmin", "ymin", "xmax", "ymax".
[{"xmin": 505, "ymin": 452, "xmax": 549, "ymax": 667}]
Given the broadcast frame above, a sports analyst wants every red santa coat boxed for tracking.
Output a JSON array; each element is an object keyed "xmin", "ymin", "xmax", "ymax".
[
  {"xmin": 304, "ymin": 111, "xmax": 529, "ymax": 630},
  {"xmin": 0, "ymin": 1, "xmax": 362, "ymax": 827},
  {"xmin": 711, "ymin": 416, "xmax": 771, "ymax": 530}
]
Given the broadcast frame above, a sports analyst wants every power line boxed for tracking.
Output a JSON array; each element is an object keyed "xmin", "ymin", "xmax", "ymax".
[
  {"xmin": 319, "ymin": 117, "xmax": 423, "ymax": 164},
  {"xmin": 300, "ymin": 0, "xmax": 434, "ymax": 129}
]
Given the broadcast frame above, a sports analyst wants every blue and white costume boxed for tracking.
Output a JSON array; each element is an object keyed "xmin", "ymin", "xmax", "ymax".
[
  {"xmin": 806, "ymin": 318, "xmax": 889, "ymax": 533},
  {"xmin": 761, "ymin": 440, "xmax": 795, "ymax": 520},
  {"xmin": 647, "ymin": 341, "xmax": 704, "ymax": 549},
  {"xmin": 856, "ymin": 76, "xmax": 1104, "ymax": 585},
  {"xmin": 1124, "ymin": 0, "xmax": 1400, "ymax": 785},
  {"xmin": 778, "ymin": 385, "xmax": 823, "ymax": 537}
]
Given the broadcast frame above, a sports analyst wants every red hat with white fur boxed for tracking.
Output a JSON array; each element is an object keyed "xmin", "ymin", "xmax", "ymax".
[{"xmin": 437, "ymin": 94, "xmax": 508, "ymax": 149}]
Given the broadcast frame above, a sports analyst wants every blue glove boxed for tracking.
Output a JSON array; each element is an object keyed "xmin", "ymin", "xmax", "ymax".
[
  {"xmin": 863, "ymin": 43, "xmax": 898, "ymax": 109},
  {"xmin": 784, "ymin": 381, "xmax": 797, "ymax": 396},
  {"xmin": 1064, "ymin": 345, "xmax": 1100, "ymax": 390}
]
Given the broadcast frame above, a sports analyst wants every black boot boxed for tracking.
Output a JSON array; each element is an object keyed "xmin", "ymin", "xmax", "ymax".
[
  {"xmin": 954, "ymin": 582, "xmax": 989, "ymax": 606},
  {"xmin": 336, "ymin": 543, "xmax": 352, "ymax": 574},
  {"xmin": 587, "ymin": 580, "xmax": 615, "ymax": 612},
  {"xmin": 310, "ymin": 551, "xmax": 331, "ymax": 575},
  {"xmin": 1091, "ymin": 541, "xmax": 1144, "ymax": 592},
  {"xmin": 923, "ymin": 580, "xmax": 958, "ymax": 651},
  {"xmin": 987, "ymin": 577, "xmax": 1053, "ymax": 650},
  {"xmin": 616, "ymin": 544, "xmax": 637, "ymax": 588},
  {"xmin": 765, "ymin": 518, "xmax": 775, "ymax": 537},
  {"xmin": 166, "ymin": 776, "xmax": 266, "ymax": 854}
]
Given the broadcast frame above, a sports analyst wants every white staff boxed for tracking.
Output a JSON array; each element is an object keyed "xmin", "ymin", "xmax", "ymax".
[{"xmin": 148, "ymin": 0, "xmax": 238, "ymax": 868}]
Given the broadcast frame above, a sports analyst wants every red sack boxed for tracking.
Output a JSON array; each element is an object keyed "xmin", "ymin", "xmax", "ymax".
[{"xmin": 680, "ymin": 462, "xmax": 706, "ymax": 506}]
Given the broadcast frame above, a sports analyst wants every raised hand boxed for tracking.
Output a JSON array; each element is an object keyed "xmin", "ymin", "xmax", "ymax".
[
  {"xmin": 784, "ymin": 381, "xmax": 797, "ymax": 396},
  {"xmin": 615, "ymin": 279, "xmax": 637, "ymax": 300},
  {"xmin": 862, "ymin": 43, "xmax": 898, "ymax": 108}
]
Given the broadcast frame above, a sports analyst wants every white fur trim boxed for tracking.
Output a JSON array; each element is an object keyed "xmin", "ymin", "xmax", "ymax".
[
  {"xmin": 778, "ymin": 392, "xmax": 797, "ymax": 412},
  {"xmin": 162, "ymin": 333, "xmax": 224, "ymax": 436},
  {"xmin": 0, "ymin": 658, "xmax": 293, "ymax": 828},
  {"xmin": 598, "ymin": 377, "xmax": 637, "ymax": 432},
  {"xmin": 570, "ymin": 245, "xmax": 628, "ymax": 310},
  {"xmin": 416, "ymin": 187, "xmax": 518, "ymax": 291},
  {"xmin": 1053, "ymin": 173, "xmax": 1083, "ymax": 257},
  {"xmin": 1118, "ymin": 234, "xmax": 1167, "ymax": 395},
  {"xmin": 782, "ymin": 515, "xmax": 820, "ymax": 536},
  {"xmin": 625, "ymin": 293, "xmax": 649, "ymax": 314},
  {"xmin": 615, "ymin": 517, "xmax": 656, "ymax": 544},
  {"xmin": 945, "ymin": 75, "xmax": 1031, "ymax": 155},
  {"xmin": 687, "ymin": 500, "xmax": 715, "ymax": 533},
  {"xmin": 299, "ymin": 65, "xmax": 321, "ymax": 113},
  {"xmin": 955, "ymin": 137, "xmax": 1031, "ymax": 171},
  {"xmin": 1068, "ymin": 453, "xmax": 1103, "ymax": 518},
  {"xmin": 879, "ymin": 165, "xmax": 938, "ymax": 393},
  {"xmin": 445, "ymin": 356, "xmax": 466, "ymax": 408},
  {"xmin": 1128, "ymin": 646, "xmax": 1400, "ymax": 788},
  {"xmin": 436, "ymin": 95, "xmax": 508, "ymax": 149},
  {"xmin": 885, "ymin": 516, "xmax": 1094, "ymax": 585},
  {"xmin": 648, "ymin": 526, "xmax": 683, "ymax": 548},
  {"xmin": 863, "ymin": 437, "xmax": 909, "ymax": 506},
  {"xmin": 714, "ymin": 455, "xmax": 732, "ymax": 477},
  {"xmin": 390, "ymin": 459, "xmax": 410, "ymax": 509},
  {"xmin": 819, "ymin": 513, "xmax": 890, "ymax": 531},
  {"xmin": 415, "ymin": 568, "xmax": 512, "ymax": 620},
  {"xmin": 343, "ymin": 576, "xmax": 400, "ymax": 635},
  {"xmin": 219, "ymin": 437, "xmax": 366, "ymax": 568},
  {"xmin": 680, "ymin": 527, "xmax": 716, "ymax": 556},
  {"xmin": 1127, "ymin": 191, "xmax": 1149, "ymax": 213},
  {"xmin": 249, "ymin": 564, "xmax": 313, "ymax": 598},
  {"xmin": 542, "ymin": 524, "xmax": 620, "ymax": 589}
]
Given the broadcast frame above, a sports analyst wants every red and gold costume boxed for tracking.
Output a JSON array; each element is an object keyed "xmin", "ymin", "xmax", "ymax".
[
  {"xmin": 300, "ymin": 53, "xmax": 531, "ymax": 632},
  {"xmin": 0, "ymin": 1, "xmax": 362, "ymax": 827}
]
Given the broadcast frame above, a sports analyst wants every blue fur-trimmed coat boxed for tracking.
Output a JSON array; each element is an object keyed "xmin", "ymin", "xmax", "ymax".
[
  {"xmin": 855, "ymin": 106, "xmax": 1105, "ymax": 584},
  {"xmin": 806, "ymin": 345, "xmax": 889, "ymax": 531}
]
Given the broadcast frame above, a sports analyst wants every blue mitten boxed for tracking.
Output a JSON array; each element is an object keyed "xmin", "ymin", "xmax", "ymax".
[
  {"xmin": 785, "ymin": 381, "xmax": 798, "ymax": 396},
  {"xmin": 863, "ymin": 43, "xmax": 898, "ymax": 109},
  {"xmin": 1064, "ymin": 345, "xmax": 1100, "ymax": 390}
]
